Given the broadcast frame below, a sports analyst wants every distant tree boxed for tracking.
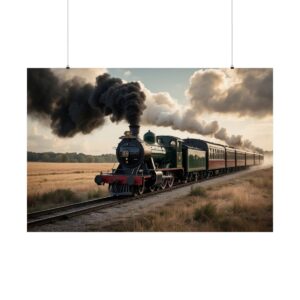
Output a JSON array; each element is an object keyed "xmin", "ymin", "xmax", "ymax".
[
  {"xmin": 62, "ymin": 154, "xmax": 69, "ymax": 162},
  {"xmin": 27, "ymin": 151, "xmax": 117, "ymax": 163}
]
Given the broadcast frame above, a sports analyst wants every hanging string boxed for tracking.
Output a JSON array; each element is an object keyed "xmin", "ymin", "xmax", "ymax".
[
  {"xmin": 230, "ymin": 0, "xmax": 234, "ymax": 69},
  {"xmin": 66, "ymin": 0, "xmax": 70, "ymax": 69}
]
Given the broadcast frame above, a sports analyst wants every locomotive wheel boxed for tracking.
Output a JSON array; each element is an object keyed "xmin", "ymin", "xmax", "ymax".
[
  {"xmin": 136, "ymin": 184, "xmax": 144, "ymax": 195},
  {"xmin": 148, "ymin": 185, "xmax": 155, "ymax": 192},
  {"xmin": 194, "ymin": 173, "xmax": 198, "ymax": 182},
  {"xmin": 160, "ymin": 179, "xmax": 167, "ymax": 190},
  {"xmin": 182, "ymin": 177, "xmax": 188, "ymax": 184},
  {"xmin": 167, "ymin": 175, "xmax": 174, "ymax": 188}
]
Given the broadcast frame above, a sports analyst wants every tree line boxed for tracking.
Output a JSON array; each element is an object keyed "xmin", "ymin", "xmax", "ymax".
[{"xmin": 27, "ymin": 151, "xmax": 117, "ymax": 163}]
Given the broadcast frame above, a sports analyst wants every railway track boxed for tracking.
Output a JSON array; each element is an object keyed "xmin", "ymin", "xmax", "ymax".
[
  {"xmin": 27, "ymin": 196, "xmax": 127, "ymax": 228},
  {"xmin": 27, "ymin": 167, "xmax": 256, "ymax": 228}
]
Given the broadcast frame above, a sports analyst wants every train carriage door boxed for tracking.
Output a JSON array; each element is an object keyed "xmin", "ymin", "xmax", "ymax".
[{"xmin": 177, "ymin": 141, "xmax": 183, "ymax": 168}]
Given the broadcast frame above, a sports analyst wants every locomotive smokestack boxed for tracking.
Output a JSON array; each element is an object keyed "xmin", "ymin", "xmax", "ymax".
[{"xmin": 129, "ymin": 125, "xmax": 140, "ymax": 137}]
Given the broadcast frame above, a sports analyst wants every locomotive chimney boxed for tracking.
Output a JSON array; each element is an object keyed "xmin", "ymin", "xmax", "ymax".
[{"xmin": 129, "ymin": 125, "xmax": 140, "ymax": 137}]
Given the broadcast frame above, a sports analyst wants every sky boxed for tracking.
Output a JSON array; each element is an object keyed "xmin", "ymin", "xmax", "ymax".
[{"xmin": 27, "ymin": 68, "xmax": 273, "ymax": 154}]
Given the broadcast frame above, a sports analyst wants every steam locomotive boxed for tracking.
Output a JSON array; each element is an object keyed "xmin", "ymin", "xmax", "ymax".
[{"xmin": 94, "ymin": 125, "xmax": 264, "ymax": 196}]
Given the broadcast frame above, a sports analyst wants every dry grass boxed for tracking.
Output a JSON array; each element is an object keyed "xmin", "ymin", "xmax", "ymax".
[
  {"xmin": 28, "ymin": 189, "xmax": 81, "ymax": 212},
  {"xmin": 27, "ymin": 162, "xmax": 115, "ymax": 212},
  {"xmin": 189, "ymin": 186, "xmax": 207, "ymax": 197},
  {"xmin": 99, "ymin": 167, "xmax": 273, "ymax": 232},
  {"xmin": 27, "ymin": 162, "xmax": 114, "ymax": 195}
]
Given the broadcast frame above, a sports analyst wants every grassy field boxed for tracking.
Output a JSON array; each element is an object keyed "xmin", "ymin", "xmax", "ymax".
[
  {"xmin": 100, "ymin": 167, "xmax": 273, "ymax": 232},
  {"xmin": 27, "ymin": 162, "xmax": 115, "ymax": 212}
]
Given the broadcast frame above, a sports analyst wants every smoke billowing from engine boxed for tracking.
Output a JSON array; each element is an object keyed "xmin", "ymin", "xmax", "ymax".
[
  {"xmin": 28, "ymin": 68, "xmax": 266, "ymax": 153},
  {"xmin": 142, "ymin": 83, "xmax": 264, "ymax": 153},
  {"xmin": 214, "ymin": 127, "xmax": 263, "ymax": 153},
  {"xmin": 27, "ymin": 69, "xmax": 146, "ymax": 137}
]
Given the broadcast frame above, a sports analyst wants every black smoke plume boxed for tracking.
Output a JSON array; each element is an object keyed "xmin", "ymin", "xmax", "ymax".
[{"xmin": 27, "ymin": 69, "xmax": 146, "ymax": 137}]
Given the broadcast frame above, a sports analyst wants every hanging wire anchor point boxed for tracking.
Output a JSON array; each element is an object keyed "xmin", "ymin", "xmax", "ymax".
[
  {"xmin": 66, "ymin": 0, "xmax": 70, "ymax": 70},
  {"xmin": 230, "ymin": 0, "xmax": 234, "ymax": 70}
]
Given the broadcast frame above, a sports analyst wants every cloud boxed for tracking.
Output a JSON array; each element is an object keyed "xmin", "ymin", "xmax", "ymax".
[
  {"xmin": 28, "ymin": 133, "xmax": 54, "ymax": 152},
  {"xmin": 52, "ymin": 68, "xmax": 107, "ymax": 84},
  {"xmin": 124, "ymin": 70, "xmax": 131, "ymax": 77},
  {"xmin": 186, "ymin": 68, "xmax": 273, "ymax": 118}
]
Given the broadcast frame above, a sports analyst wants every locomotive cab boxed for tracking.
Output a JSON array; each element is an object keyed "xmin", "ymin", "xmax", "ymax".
[{"xmin": 156, "ymin": 136, "xmax": 183, "ymax": 168}]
